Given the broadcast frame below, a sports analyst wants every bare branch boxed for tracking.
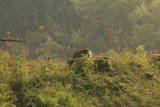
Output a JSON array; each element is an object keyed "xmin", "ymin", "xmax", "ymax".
[{"xmin": 0, "ymin": 38, "xmax": 22, "ymax": 42}]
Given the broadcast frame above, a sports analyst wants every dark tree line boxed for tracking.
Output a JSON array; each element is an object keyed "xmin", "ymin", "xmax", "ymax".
[{"xmin": 0, "ymin": 0, "xmax": 160, "ymax": 58}]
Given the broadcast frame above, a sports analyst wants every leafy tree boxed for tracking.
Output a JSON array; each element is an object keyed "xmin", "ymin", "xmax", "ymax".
[
  {"xmin": 73, "ymin": 0, "xmax": 142, "ymax": 51},
  {"xmin": 129, "ymin": 0, "xmax": 160, "ymax": 49},
  {"xmin": 0, "ymin": 0, "xmax": 79, "ymax": 36}
]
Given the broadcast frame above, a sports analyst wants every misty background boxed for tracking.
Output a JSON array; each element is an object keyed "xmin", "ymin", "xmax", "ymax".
[{"xmin": 0, "ymin": 0, "xmax": 160, "ymax": 59}]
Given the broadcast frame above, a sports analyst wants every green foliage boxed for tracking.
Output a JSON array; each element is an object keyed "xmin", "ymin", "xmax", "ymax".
[
  {"xmin": 1, "ymin": 0, "xmax": 160, "ymax": 106},
  {"xmin": 0, "ymin": 0, "xmax": 79, "ymax": 35},
  {"xmin": 1, "ymin": 0, "xmax": 160, "ymax": 58},
  {"xmin": 71, "ymin": 56, "xmax": 94, "ymax": 74},
  {"xmin": 95, "ymin": 56, "xmax": 113, "ymax": 72},
  {"xmin": 0, "ymin": 48, "xmax": 160, "ymax": 106},
  {"xmin": 129, "ymin": 0, "xmax": 160, "ymax": 49}
]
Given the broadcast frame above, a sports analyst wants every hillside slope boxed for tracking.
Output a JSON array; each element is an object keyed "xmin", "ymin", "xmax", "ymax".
[{"xmin": 0, "ymin": 46, "xmax": 160, "ymax": 107}]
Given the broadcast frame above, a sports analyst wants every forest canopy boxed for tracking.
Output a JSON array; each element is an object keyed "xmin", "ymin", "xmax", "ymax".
[{"xmin": 0, "ymin": 0, "xmax": 160, "ymax": 59}]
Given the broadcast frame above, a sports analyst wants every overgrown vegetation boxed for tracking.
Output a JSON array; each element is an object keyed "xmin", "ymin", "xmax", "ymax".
[
  {"xmin": 0, "ymin": 46, "xmax": 160, "ymax": 107},
  {"xmin": 0, "ymin": 1, "xmax": 160, "ymax": 106}
]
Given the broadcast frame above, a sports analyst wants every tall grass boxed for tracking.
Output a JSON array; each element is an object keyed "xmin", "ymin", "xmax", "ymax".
[{"xmin": 0, "ymin": 46, "xmax": 160, "ymax": 107}]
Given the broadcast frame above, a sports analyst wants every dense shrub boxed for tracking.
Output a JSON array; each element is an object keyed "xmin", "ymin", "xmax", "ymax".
[{"xmin": 0, "ymin": 48, "xmax": 160, "ymax": 106}]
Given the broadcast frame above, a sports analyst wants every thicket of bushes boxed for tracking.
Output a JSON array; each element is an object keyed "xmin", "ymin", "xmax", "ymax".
[{"xmin": 0, "ymin": 46, "xmax": 160, "ymax": 107}]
